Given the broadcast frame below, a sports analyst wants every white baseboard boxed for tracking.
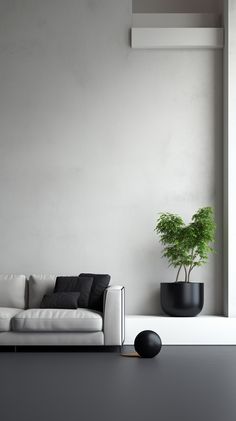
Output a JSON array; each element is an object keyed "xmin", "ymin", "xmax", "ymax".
[{"xmin": 125, "ymin": 315, "xmax": 236, "ymax": 345}]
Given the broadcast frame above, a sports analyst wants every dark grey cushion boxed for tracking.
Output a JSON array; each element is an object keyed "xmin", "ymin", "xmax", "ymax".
[
  {"xmin": 54, "ymin": 276, "xmax": 93, "ymax": 308},
  {"xmin": 79, "ymin": 273, "xmax": 110, "ymax": 312},
  {"xmin": 40, "ymin": 292, "xmax": 81, "ymax": 309},
  {"xmin": 28, "ymin": 275, "xmax": 56, "ymax": 309}
]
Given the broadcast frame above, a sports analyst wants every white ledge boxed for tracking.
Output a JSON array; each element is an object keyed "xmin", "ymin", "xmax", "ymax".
[
  {"xmin": 131, "ymin": 28, "xmax": 224, "ymax": 49},
  {"xmin": 125, "ymin": 315, "xmax": 236, "ymax": 345}
]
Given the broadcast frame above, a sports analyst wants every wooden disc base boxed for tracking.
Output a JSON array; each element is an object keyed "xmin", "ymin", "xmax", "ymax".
[{"xmin": 120, "ymin": 352, "xmax": 140, "ymax": 357}]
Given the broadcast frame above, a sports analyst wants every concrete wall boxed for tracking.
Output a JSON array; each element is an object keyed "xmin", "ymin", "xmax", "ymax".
[{"xmin": 0, "ymin": 0, "xmax": 223, "ymax": 314}]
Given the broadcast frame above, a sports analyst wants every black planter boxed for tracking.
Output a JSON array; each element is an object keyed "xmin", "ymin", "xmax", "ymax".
[{"xmin": 160, "ymin": 282, "xmax": 204, "ymax": 317}]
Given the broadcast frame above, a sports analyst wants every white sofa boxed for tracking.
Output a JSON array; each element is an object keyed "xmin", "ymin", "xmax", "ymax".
[{"xmin": 0, "ymin": 274, "xmax": 125, "ymax": 347}]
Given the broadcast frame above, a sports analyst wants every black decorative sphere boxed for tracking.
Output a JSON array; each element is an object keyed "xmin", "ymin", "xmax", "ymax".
[{"xmin": 134, "ymin": 330, "xmax": 162, "ymax": 358}]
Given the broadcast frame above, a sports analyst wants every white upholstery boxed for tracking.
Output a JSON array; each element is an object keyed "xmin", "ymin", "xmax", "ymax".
[
  {"xmin": 103, "ymin": 286, "xmax": 125, "ymax": 345},
  {"xmin": 0, "ymin": 274, "xmax": 26, "ymax": 309},
  {"xmin": 0, "ymin": 272, "xmax": 125, "ymax": 346},
  {"xmin": 12, "ymin": 308, "xmax": 103, "ymax": 332},
  {"xmin": 28, "ymin": 274, "xmax": 56, "ymax": 308},
  {"xmin": 0, "ymin": 308, "xmax": 22, "ymax": 332},
  {"xmin": 0, "ymin": 332, "xmax": 104, "ymax": 346}
]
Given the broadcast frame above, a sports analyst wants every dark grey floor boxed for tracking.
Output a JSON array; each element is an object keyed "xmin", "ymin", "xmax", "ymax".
[{"xmin": 1, "ymin": 346, "xmax": 236, "ymax": 421}]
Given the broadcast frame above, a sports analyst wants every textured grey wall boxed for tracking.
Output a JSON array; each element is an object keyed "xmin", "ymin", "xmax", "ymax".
[{"xmin": 0, "ymin": 0, "xmax": 222, "ymax": 314}]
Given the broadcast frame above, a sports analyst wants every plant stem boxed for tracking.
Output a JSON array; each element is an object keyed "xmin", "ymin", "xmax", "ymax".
[
  {"xmin": 175, "ymin": 265, "xmax": 182, "ymax": 282},
  {"xmin": 187, "ymin": 264, "xmax": 194, "ymax": 282},
  {"xmin": 187, "ymin": 248, "xmax": 195, "ymax": 282},
  {"xmin": 184, "ymin": 266, "xmax": 187, "ymax": 282}
]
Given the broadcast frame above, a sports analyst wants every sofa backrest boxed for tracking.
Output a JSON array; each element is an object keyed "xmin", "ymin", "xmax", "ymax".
[
  {"xmin": 0, "ymin": 274, "xmax": 26, "ymax": 309},
  {"xmin": 28, "ymin": 274, "xmax": 56, "ymax": 308}
]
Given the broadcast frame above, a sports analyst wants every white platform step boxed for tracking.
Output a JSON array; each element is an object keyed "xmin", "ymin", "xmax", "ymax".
[{"xmin": 125, "ymin": 315, "xmax": 236, "ymax": 345}]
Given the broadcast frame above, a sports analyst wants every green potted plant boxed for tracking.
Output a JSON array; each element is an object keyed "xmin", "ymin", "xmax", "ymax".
[{"xmin": 155, "ymin": 207, "xmax": 216, "ymax": 317}]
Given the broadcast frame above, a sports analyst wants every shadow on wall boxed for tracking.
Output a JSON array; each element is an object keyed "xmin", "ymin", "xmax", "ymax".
[
  {"xmin": 213, "ymin": 49, "xmax": 223, "ymax": 316},
  {"xmin": 132, "ymin": 241, "xmax": 171, "ymax": 315},
  {"xmin": 149, "ymin": 289, "xmax": 163, "ymax": 315},
  {"xmin": 132, "ymin": 0, "xmax": 223, "ymax": 13}
]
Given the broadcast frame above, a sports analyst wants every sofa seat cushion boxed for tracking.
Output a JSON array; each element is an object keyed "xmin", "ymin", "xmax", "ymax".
[
  {"xmin": 0, "ymin": 308, "xmax": 22, "ymax": 332},
  {"xmin": 12, "ymin": 308, "xmax": 103, "ymax": 332}
]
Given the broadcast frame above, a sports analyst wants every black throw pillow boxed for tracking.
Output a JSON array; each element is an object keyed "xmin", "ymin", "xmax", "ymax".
[
  {"xmin": 54, "ymin": 276, "xmax": 93, "ymax": 308},
  {"xmin": 40, "ymin": 292, "xmax": 80, "ymax": 309},
  {"xmin": 79, "ymin": 273, "xmax": 110, "ymax": 312}
]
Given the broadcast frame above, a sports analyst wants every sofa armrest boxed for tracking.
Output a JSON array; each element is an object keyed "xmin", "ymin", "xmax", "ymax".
[{"xmin": 103, "ymin": 286, "xmax": 125, "ymax": 346}]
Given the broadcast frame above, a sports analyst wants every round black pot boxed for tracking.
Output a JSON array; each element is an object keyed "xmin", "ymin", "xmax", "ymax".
[{"xmin": 160, "ymin": 282, "xmax": 204, "ymax": 317}]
